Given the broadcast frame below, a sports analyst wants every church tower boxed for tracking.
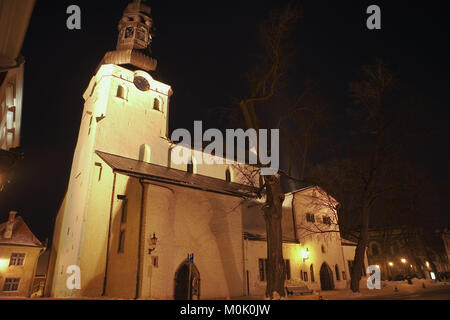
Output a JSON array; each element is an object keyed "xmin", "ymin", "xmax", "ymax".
[
  {"xmin": 101, "ymin": 0, "xmax": 157, "ymax": 72},
  {"xmin": 47, "ymin": 1, "xmax": 173, "ymax": 297}
]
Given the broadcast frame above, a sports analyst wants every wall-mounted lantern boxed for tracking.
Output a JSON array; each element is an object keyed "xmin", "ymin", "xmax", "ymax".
[
  {"xmin": 300, "ymin": 248, "xmax": 310, "ymax": 262},
  {"xmin": 148, "ymin": 233, "xmax": 158, "ymax": 254}
]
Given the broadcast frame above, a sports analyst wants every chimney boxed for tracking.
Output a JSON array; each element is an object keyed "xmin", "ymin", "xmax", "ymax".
[{"xmin": 3, "ymin": 211, "xmax": 17, "ymax": 239}]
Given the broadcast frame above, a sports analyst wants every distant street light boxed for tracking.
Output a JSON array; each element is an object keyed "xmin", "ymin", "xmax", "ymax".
[
  {"xmin": 401, "ymin": 258, "xmax": 407, "ymax": 264},
  {"xmin": 388, "ymin": 262, "xmax": 394, "ymax": 267}
]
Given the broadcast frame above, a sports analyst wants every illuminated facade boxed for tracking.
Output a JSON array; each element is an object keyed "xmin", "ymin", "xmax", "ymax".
[
  {"xmin": 0, "ymin": 0, "xmax": 35, "ymax": 190},
  {"xmin": 47, "ymin": 0, "xmax": 360, "ymax": 299},
  {"xmin": 47, "ymin": 0, "xmax": 258, "ymax": 299},
  {"xmin": 243, "ymin": 186, "xmax": 365, "ymax": 295},
  {"xmin": 0, "ymin": 211, "xmax": 45, "ymax": 297}
]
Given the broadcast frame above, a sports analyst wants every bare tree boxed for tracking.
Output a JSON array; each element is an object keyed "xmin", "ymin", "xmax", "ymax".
[{"xmin": 237, "ymin": 3, "xmax": 301, "ymax": 299}]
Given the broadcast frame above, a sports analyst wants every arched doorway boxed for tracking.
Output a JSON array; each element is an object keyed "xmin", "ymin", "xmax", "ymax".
[
  {"xmin": 320, "ymin": 263, "xmax": 335, "ymax": 291},
  {"xmin": 174, "ymin": 262, "xmax": 200, "ymax": 300}
]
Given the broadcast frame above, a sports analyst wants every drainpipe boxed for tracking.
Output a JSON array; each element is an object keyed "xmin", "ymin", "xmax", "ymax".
[{"xmin": 102, "ymin": 173, "xmax": 117, "ymax": 296}]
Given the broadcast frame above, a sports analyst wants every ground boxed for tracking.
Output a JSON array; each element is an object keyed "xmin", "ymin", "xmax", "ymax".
[
  {"xmin": 237, "ymin": 279, "xmax": 450, "ymax": 300},
  {"xmin": 1, "ymin": 279, "xmax": 449, "ymax": 300}
]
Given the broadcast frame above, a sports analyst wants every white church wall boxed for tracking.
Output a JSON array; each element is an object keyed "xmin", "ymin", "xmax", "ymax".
[{"xmin": 140, "ymin": 183, "xmax": 245, "ymax": 299}]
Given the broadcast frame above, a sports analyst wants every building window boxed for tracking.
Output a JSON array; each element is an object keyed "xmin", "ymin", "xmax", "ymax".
[
  {"xmin": 187, "ymin": 157, "xmax": 196, "ymax": 174},
  {"xmin": 285, "ymin": 260, "xmax": 291, "ymax": 280},
  {"xmin": 3, "ymin": 278, "xmax": 20, "ymax": 292},
  {"xmin": 371, "ymin": 243, "xmax": 379, "ymax": 256},
  {"xmin": 9, "ymin": 253, "xmax": 26, "ymax": 266},
  {"xmin": 323, "ymin": 216, "xmax": 332, "ymax": 225},
  {"xmin": 300, "ymin": 270, "xmax": 303, "ymax": 281},
  {"xmin": 118, "ymin": 230, "xmax": 126, "ymax": 253},
  {"xmin": 116, "ymin": 85, "xmax": 127, "ymax": 100},
  {"xmin": 321, "ymin": 245, "xmax": 326, "ymax": 253},
  {"xmin": 88, "ymin": 116, "xmax": 93, "ymax": 135},
  {"xmin": 306, "ymin": 213, "xmax": 315, "ymax": 223},
  {"xmin": 225, "ymin": 168, "xmax": 231, "ymax": 182},
  {"xmin": 342, "ymin": 271, "xmax": 347, "ymax": 280},
  {"xmin": 258, "ymin": 259, "xmax": 267, "ymax": 281},
  {"xmin": 303, "ymin": 272, "xmax": 308, "ymax": 282},
  {"xmin": 153, "ymin": 98, "xmax": 161, "ymax": 111},
  {"xmin": 152, "ymin": 256, "xmax": 159, "ymax": 268},
  {"xmin": 124, "ymin": 26, "xmax": 134, "ymax": 39},
  {"xmin": 335, "ymin": 265, "xmax": 340, "ymax": 281},
  {"xmin": 117, "ymin": 195, "xmax": 128, "ymax": 224},
  {"xmin": 310, "ymin": 264, "xmax": 315, "ymax": 282}
]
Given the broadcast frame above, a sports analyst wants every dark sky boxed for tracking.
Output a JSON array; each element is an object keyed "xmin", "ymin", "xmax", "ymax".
[{"xmin": 0, "ymin": 0, "xmax": 449, "ymax": 242}]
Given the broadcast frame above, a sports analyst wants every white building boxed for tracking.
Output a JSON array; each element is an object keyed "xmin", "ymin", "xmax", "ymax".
[
  {"xmin": 47, "ymin": 0, "xmax": 363, "ymax": 299},
  {"xmin": 0, "ymin": 0, "xmax": 35, "ymax": 190}
]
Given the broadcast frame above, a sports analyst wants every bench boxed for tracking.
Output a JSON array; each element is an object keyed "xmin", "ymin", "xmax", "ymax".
[{"xmin": 285, "ymin": 283, "xmax": 313, "ymax": 296}]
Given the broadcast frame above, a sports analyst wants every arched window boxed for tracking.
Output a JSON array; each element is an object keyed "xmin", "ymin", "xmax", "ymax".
[
  {"xmin": 310, "ymin": 264, "xmax": 315, "ymax": 282},
  {"xmin": 335, "ymin": 265, "xmax": 340, "ymax": 280},
  {"xmin": 225, "ymin": 168, "xmax": 231, "ymax": 182},
  {"xmin": 371, "ymin": 243, "xmax": 380, "ymax": 256},
  {"xmin": 117, "ymin": 85, "xmax": 126, "ymax": 100},
  {"xmin": 153, "ymin": 98, "xmax": 161, "ymax": 111}
]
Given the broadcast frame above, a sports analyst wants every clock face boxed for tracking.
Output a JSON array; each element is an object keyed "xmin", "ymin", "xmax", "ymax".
[{"xmin": 133, "ymin": 76, "xmax": 150, "ymax": 91}]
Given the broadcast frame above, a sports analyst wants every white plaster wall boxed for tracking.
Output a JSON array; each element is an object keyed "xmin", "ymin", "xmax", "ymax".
[{"xmin": 140, "ymin": 183, "xmax": 245, "ymax": 299}]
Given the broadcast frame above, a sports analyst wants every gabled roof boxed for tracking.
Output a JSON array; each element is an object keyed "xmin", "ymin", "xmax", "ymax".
[
  {"xmin": 96, "ymin": 151, "xmax": 259, "ymax": 198},
  {"xmin": 0, "ymin": 216, "xmax": 42, "ymax": 247},
  {"xmin": 242, "ymin": 199, "xmax": 298, "ymax": 243}
]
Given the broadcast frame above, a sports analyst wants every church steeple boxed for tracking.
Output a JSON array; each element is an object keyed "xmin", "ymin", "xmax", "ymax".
[{"xmin": 101, "ymin": 0, "xmax": 157, "ymax": 71}]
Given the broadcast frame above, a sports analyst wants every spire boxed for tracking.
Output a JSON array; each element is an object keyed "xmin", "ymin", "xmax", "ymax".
[{"xmin": 100, "ymin": 0, "xmax": 157, "ymax": 72}]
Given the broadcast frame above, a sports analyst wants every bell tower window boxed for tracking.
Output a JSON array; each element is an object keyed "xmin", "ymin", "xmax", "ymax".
[
  {"xmin": 124, "ymin": 26, "xmax": 134, "ymax": 39},
  {"xmin": 153, "ymin": 98, "xmax": 161, "ymax": 111},
  {"xmin": 116, "ymin": 85, "xmax": 127, "ymax": 100}
]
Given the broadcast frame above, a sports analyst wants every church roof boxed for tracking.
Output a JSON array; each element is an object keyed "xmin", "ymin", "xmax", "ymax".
[
  {"xmin": 96, "ymin": 151, "xmax": 259, "ymax": 198},
  {"xmin": 0, "ymin": 216, "xmax": 43, "ymax": 247}
]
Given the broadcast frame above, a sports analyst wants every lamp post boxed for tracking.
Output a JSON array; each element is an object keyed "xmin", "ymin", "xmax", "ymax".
[{"xmin": 148, "ymin": 233, "xmax": 158, "ymax": 254}]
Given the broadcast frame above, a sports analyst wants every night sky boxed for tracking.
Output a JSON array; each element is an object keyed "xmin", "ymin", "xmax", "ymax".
[{"xmin": 0, "ymin": 0, "xmax": 449, "ymax": 243}]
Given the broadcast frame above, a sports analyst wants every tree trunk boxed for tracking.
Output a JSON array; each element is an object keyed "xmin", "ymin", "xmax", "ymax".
[
  {"xmin": 263, "ymin": 174, "xmax": 286, "ymax": 299},
  {"xmin": 350, "ymin": 204, "xmax": 370, "ymax": 292}
]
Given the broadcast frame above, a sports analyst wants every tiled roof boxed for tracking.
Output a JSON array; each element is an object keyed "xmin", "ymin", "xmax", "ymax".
[
  {"xmin": 0, "ymin": 216, "xmax": 42, "ymax": 247},
  {"xmin": 96, "ymin": 151, "xmax": 259, "ymax": 198}
]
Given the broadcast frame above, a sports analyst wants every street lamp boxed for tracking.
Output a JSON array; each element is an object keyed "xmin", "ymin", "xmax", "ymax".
[
  {"xmin": 401, "ymin": 258, "xmax": 407, "ymax": 264},
  {"xmin": 148, "ymin": 233, "xmax": 158, "ymax": 254},
  {"xmin": 388, "ymin": 262, "xmax": 394, "ymax": 267}
]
